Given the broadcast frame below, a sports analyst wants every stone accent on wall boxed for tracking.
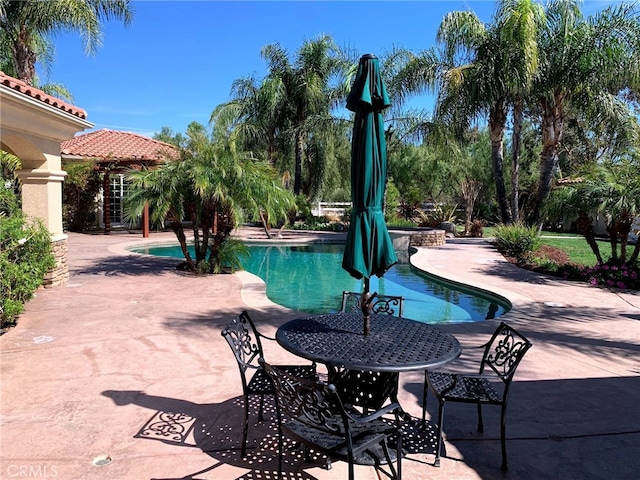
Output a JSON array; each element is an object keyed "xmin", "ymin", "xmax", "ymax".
[
  {"xmin": 409, "ymin": 229, "xmax": 446, "ymax": 247},
  {"xmin": 44, "ymin": 237, "xmax": 68, "ymax": 287}
]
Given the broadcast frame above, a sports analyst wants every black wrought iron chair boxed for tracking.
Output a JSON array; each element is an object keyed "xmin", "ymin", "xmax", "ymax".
[
  {"xmin": 221, "ymin": 310, "xmax": 317, "ymax": 457},
  {"xmin": 422, "ymin": 322, "xmax": 532, "ymax": 471},
  {"xmin": 260, "ymin": 358, "xmax": 403, "ymax": 480},
  {"xmin": 341, "ymin": 291, "xmax": 404, "ymax": 317},
  {"xmin": 333, "ymin": 292, "xmax": 405, "ymax": 413}
]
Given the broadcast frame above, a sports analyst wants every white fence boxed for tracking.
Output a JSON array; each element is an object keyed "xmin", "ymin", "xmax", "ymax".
[{"xmin": 311, "ymin": 201, "xmax": 351, "ymax": 217}]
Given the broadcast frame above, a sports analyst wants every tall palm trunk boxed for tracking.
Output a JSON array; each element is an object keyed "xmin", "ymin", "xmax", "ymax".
[
  {"xmin": 605, "ymin": 223, "xmax": 619, "ymax": 263},
  {"xmin": 511, "ymin": 100, "xmax": 524, "ymax": 222},
  {"xmin": 13, "ymin": 27, "xmax": 37, "ymax": 83},
  {"xmin": 489, "ymin": 101, "xmax": 512, "ymax": 224},
  {"xmin": 576, "ymin": 211, "xmax": 603, "ymax": 264},
  {"xmin": 532, "ymin": 94, "xmax": 565, "ymax": 224},
  {"xmin": 461, "ymin": 177, "xmax": 482, "ymax": 235},
  {"xmin": 293, "ymin": 130, "xmax": 304, "ymax": 195},
  {"xmin": 169, "ymin": 217, "xmax": 195, "ymax": 271},
  {"xmin": 614, "ymin": 213, "xmax": 633, "ymax": 264}
]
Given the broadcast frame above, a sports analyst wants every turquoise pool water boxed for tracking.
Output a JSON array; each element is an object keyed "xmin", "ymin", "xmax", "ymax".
[{"xmin": 132, "ymin": 243, "xmax": 508, "ymax": 324}]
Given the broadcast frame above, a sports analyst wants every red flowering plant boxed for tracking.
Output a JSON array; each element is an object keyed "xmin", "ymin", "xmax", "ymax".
[{"xmin": 582, "ymin": 263, "xmax": 640, "ymax": 290}]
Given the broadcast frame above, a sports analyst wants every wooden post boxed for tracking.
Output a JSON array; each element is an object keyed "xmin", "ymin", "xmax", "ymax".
[{"xmin": 103, "ymin": 172, "xmax": 111, "ymax": 234}]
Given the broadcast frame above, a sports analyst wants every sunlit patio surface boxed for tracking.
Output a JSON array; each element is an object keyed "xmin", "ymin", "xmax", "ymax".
[{"xmin": 1, "ymin": 228, "xmax": 639, "ymax": 480}]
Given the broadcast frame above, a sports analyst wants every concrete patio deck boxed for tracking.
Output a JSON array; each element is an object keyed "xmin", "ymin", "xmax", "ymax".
[{"xmin": 1, "ymin": 229, "xmax": 639, "ymax": 480}]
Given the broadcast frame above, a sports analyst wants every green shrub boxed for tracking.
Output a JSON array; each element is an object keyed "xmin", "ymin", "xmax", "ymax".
[
  {"xmin": 385, "ymin": 179, "xmax": 401, "ymax": 221},
  {"xmin": 62, "ymin": 161, "xmax": 101, "ymax": 231},
  {"xmin": 209, "ymin": 238, "xmax": 249, "ymax": 274},
  {"xmin": 1, "ymin": 185, "xmax": 56, "ymax": 330},
  {"xmin": 293, "ymin": 195, "xmax": 312, "ymax": 222},
  {"xmin": 291, "ymin": 215, "xmax": 345, "ymax": 232},
  {"xmin": 387, "ymin": 218, "xmax": 416, "ymax": 228},
  {"xmin": 469, "ymin": 219, "xmax": 485, "ymax": 237},
  {"xmin": 420, "ymin": 203, "xmax": 459, "ymax": 228},
  {"xmin": 493, "ymin": 223, "xmax": 541, "ymax": 263}
]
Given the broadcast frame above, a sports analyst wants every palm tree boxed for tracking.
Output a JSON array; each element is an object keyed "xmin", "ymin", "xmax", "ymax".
[
  {"xmin": 548, "ymin": 158, "xmax": 640, "ymax": 267},
  {"xmin": 0, "ymin": 0, "xmax": 133, "ymax": 84},
  {"xmin": 587, "ymin": 161, "xmax": 640, "ymax": 265},
  {"xmin": 210, "ymin": 73, "xmax": 287, "ymax": 168},
  {"xmin": 0, "ymin": 19, "xmax": 74, "ymax": 100},
  {"xmin": 442, "ymin": 0, "xmax": 542, "ymax": 224},
  {"xmin": 498, "ymin": 0, "xmax": 544, "ymax": 222},
  {"xmin": 399, "ymin": 0, "xmax": 543, "ymax": 224},
  {"xmin": 530, "ymin": 0, "xmax": 640, "ymax": 223},
  {"xmin": 546, "ymin": 178, "xmax": 605, "ymax": 264},
  {"xmin": 124, "ymin": 126, "xmax": 296, "ymax": 274},
  {"xmin": 260, "ymin": 35, "xmax": 349, "ymax": 196}
]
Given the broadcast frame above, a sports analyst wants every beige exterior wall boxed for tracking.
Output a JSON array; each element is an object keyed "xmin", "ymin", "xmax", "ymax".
[{"xmin": 1, "ymin": 81, "xmax": 93, "ymax": 285}]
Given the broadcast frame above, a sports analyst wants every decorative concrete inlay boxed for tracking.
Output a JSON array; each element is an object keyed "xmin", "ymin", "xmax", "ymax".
[
  {"xmin": 32, "ymin": 336, "xmax": 54, "ymax": 344},
  {"xmin": 92, "ymin": 455, "xmax": 112, "ymax": 466},
  {"xmin": 544, "ymin": 302, "xmax": 565, "ymax": 307}
]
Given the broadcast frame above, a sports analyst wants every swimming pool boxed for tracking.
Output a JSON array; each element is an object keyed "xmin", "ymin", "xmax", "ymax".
[{"xmin": 132, "ymin": 242, "xmax": 508, "ymax": 324}]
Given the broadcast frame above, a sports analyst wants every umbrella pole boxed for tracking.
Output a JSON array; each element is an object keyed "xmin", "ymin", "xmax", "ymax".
[{"xmin": 362, "ymin": 277, "xmax": 371, "ymax": 336}]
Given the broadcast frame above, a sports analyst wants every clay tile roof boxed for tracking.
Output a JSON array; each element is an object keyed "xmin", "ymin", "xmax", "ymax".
[
  {"xmin": 61, "ymin": 129, "xmax": 179, "ymax": 161},
  {"xmin": 0, "ymin": 70, "xmax": 87, "ymax": 119}
]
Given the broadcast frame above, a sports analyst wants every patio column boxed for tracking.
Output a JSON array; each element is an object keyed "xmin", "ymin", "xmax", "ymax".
[
  {"xmin": 14, "ymin": 147, "xmax": 70, "ymax": 286},
  {"xmin": 1, "ymin": 75, "xmax": 93, "ymax": 286},
  {"xmin": 15, "ymin": 167, "xmax": 67, "ymax": 238}
]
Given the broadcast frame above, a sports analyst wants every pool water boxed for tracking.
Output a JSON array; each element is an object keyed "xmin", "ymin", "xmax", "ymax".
[{"xmin": 133, "ymin": 242, "xmax": 508, "ymax": 324}]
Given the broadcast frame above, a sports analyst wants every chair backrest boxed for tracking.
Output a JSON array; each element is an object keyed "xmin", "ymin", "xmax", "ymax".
[
  {"xmin": 340, "ymin": 291, "xmax": 404, "ymax": 317},
  {"xmin": 221, "ymin": 310, "xmax": 264, "ymax": 374},
  {"xmin": 259, "ymin": 358, "xmax": 347, "ymax": 435},
  {"xmin": 480, "ymin": 322, "xmax": 532, "ymax": 384}
]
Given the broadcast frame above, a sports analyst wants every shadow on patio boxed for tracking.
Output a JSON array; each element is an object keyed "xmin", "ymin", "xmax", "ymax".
[{"xmin": 102, "ymin": 390, "xmax": 334, "ymax": 480}]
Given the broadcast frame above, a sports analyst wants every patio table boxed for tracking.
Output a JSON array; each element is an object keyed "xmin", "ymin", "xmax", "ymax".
[
  {"xmin": 276, "ymin": 312, "xmax": 463, "ymax": 458},
  {"xmin": 276, "ymin": 312, "xmax": 461, "ymax": 372}
]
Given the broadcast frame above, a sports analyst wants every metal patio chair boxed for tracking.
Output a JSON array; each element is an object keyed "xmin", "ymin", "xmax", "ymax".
[
  {"xmin": 422, "ymin": 322, "xmax": 532, "ymax": 471},
  {"xmin": 221, "ymin": 310, "xmax": 317, "ymax": 457},
  {"xmin": 260, "ymin": 358, "xmax": 403, "ymax": 480}
]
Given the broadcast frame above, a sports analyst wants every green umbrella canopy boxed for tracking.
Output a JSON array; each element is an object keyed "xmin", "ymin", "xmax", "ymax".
[{"xmin": 342, "ymin": 54, "xmax": 398, "ymax": 281}]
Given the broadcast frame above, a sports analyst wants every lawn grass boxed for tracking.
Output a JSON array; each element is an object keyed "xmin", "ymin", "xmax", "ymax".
[
  {"xmin": 482, "ymin": 226, "xmax": 605, "ymax": 266},
  {"xmin": 481, "ymin": 225, "xmax": 638, "ymax": 289},
  {"xmin": 537, "ymin": 236, "xmax": 607, "ymax": 266}
]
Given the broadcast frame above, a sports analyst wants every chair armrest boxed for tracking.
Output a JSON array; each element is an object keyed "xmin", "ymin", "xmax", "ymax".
[
  {"xmin": 343, "ymin": 401, "xmax": 403, "ymax": 425},
  {"xmin": 257, "ymin": 331, "xmax": 277, "ymax": 342}
]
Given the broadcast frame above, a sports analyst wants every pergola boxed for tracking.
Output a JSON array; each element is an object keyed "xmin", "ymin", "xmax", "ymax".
[
  {"xmin": 0, "ymin": 71, "xmax": 93, "ymax": 286},
  {"xmin": 61, "ymin": 129, "xmax": 179, "ymax": 235}
]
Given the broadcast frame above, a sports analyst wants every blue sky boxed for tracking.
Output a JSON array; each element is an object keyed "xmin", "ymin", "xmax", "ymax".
[{"xmin": 44, "ymin": 0, "xmax": 612, "ymax": 138}]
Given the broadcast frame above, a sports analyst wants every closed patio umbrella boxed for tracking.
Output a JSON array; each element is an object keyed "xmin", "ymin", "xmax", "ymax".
[{"xmin": 342, "ymin": 54, "xmax": 398, "ymax": 335}]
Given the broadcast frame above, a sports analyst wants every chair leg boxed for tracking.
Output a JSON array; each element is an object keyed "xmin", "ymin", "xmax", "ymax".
[
  {"xmin": 241, "ymin": 395, "xmax": 249, "ymax": 457},
  {"xmin": 500, "ymin": 404, "xmax": 508, "ymax": 471},
  {"xmin": 434, "ymin": 399, "xmax": 446, "ymax": 467},
  {"xmin": 476, "ymin": 402, "xmax": 484, "ymax": 433},
  {"xmin": 277, "ymin": 425, "xmax": 283, "ymax": 480},
  {"xmin": 348, "ymin": 454, "xmax": 355, "ymax": 480},
  {"xmin": 422, "ymin": 372, "xmax": 429, "ymax": 426},
  {"xmin": 397, "ymin": 428, "xmax": 403, "ymax": 480},
  {"xmin": 381, "ymin": 441, "xmax": 395, "ymax": 479},
  {"xmin": 258, "ymin": 393, "xmax": 265, "ymax": 421}
]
